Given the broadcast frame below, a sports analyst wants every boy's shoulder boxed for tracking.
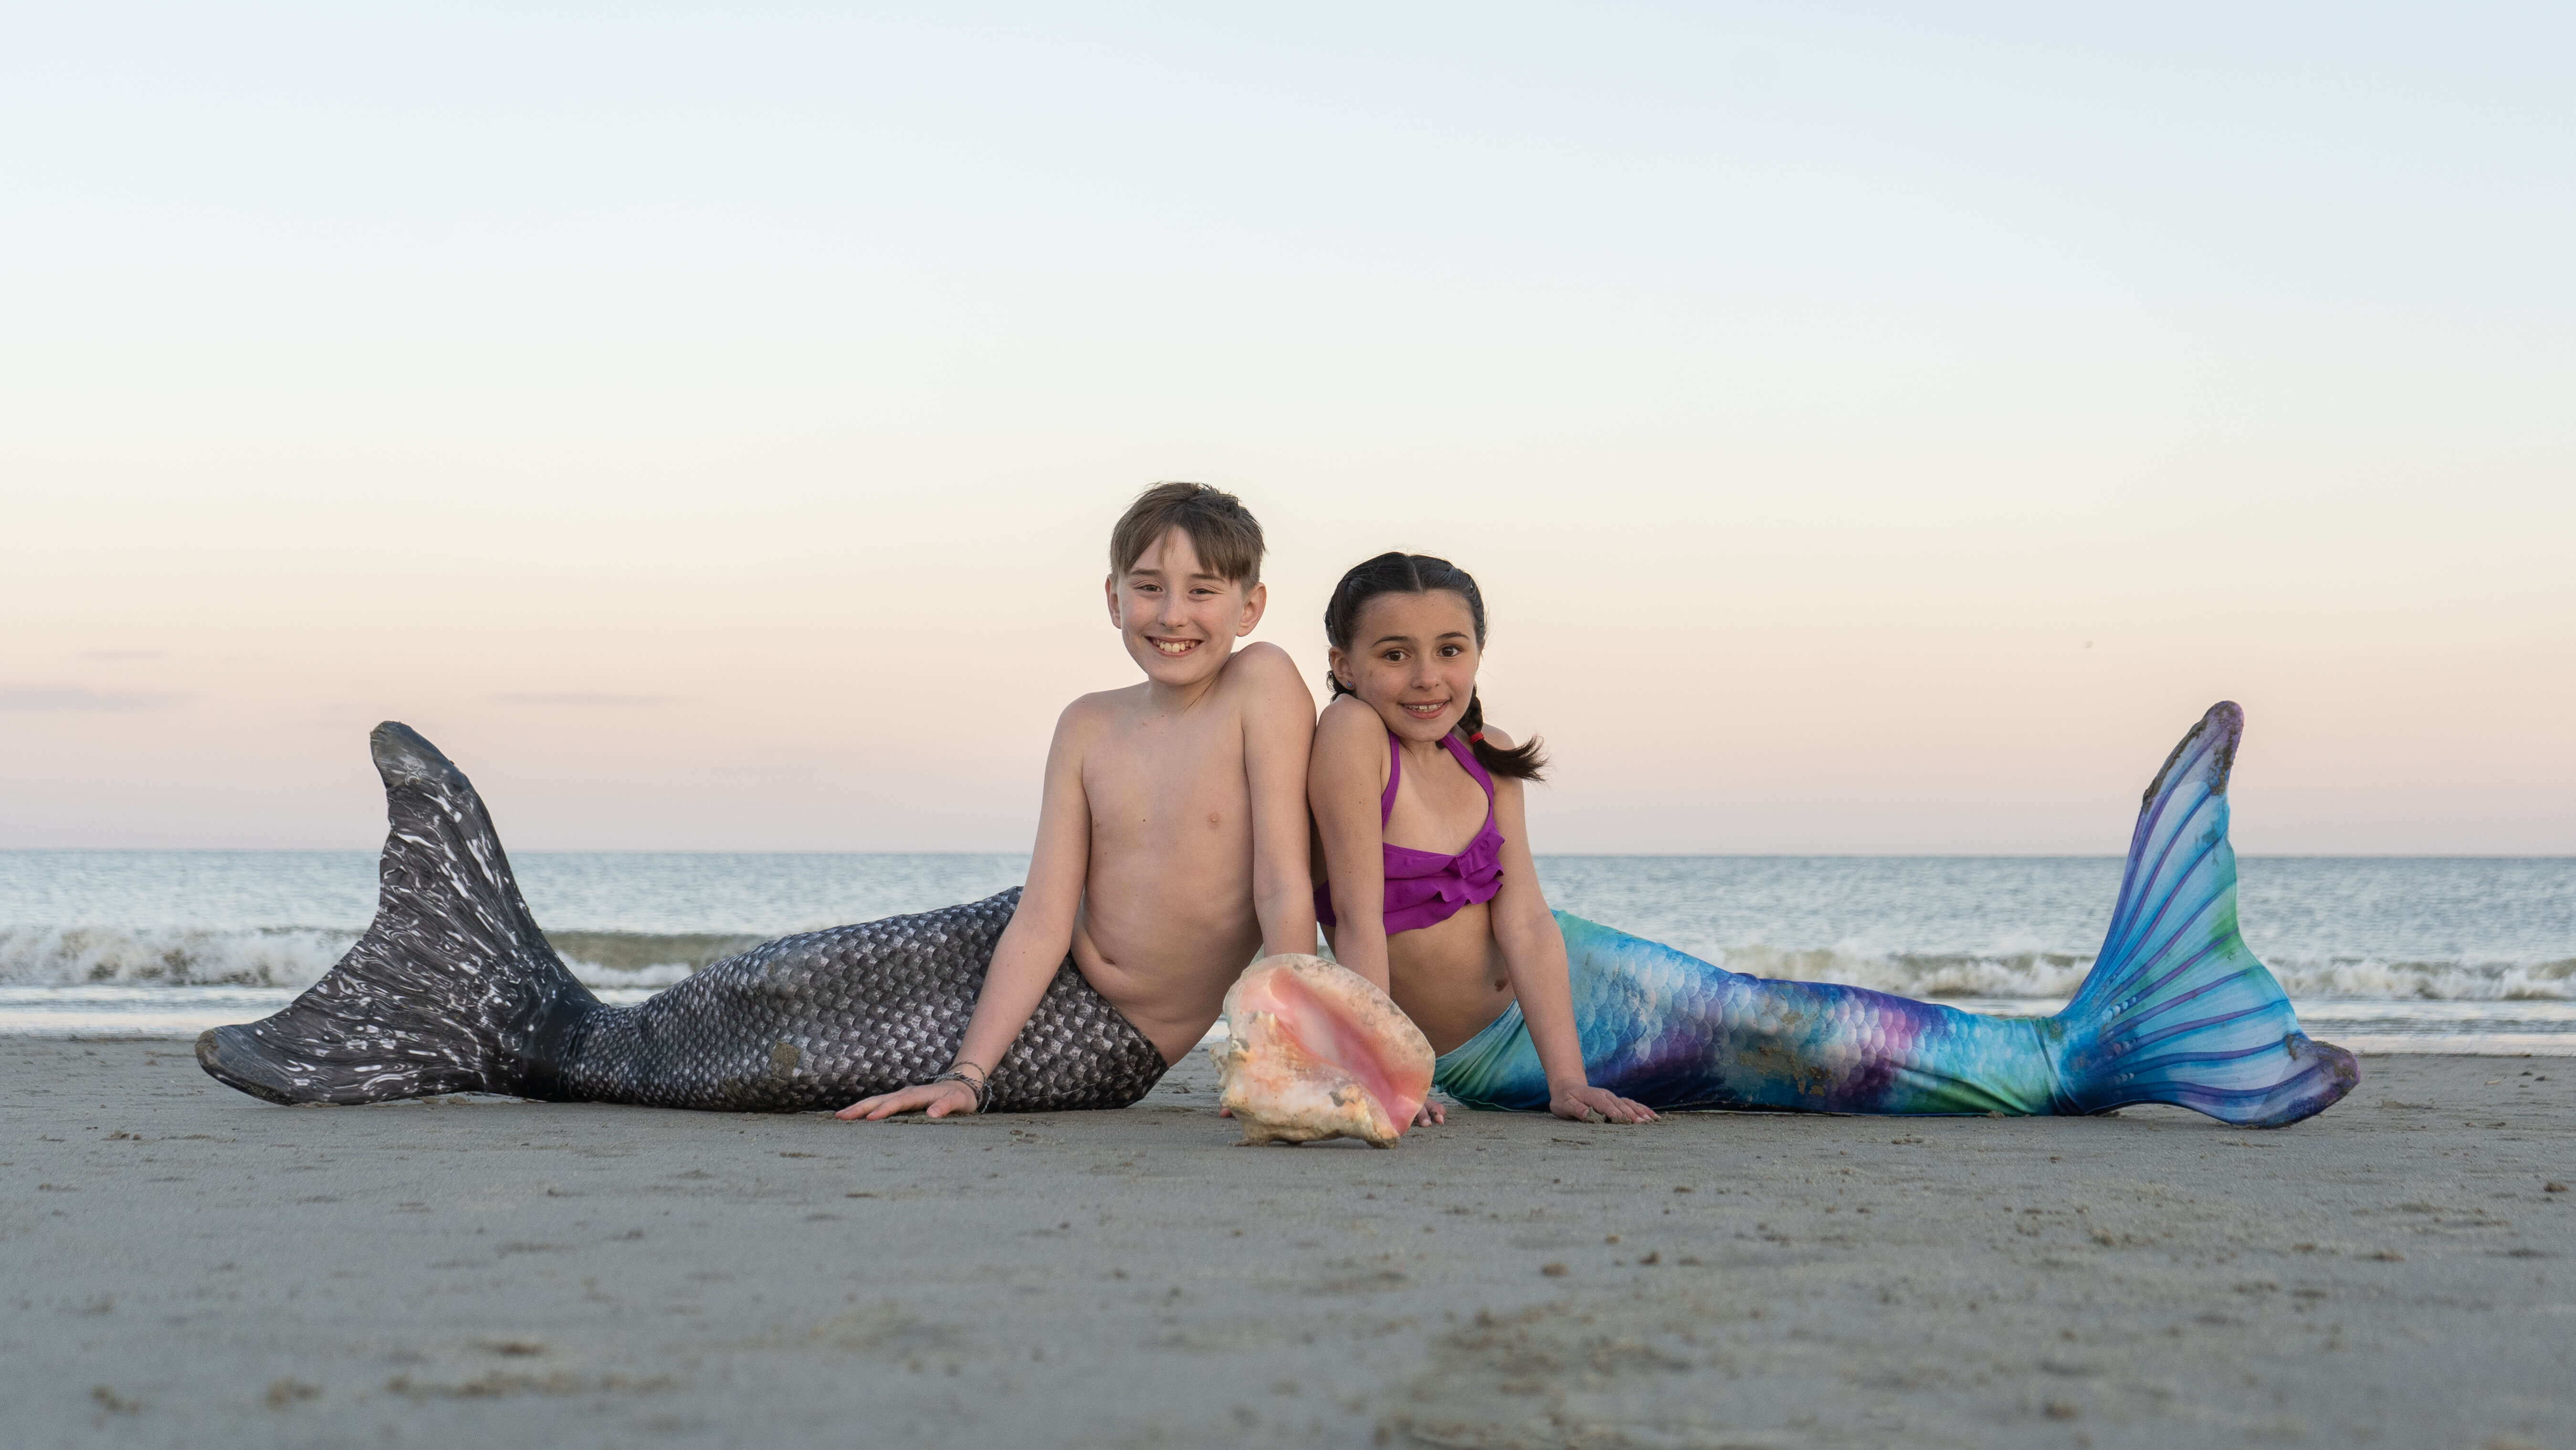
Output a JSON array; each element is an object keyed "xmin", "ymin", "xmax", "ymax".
[
  {"xmin": 1055, "ymin": 681, "xmax": 1145, "ymax": 736},
  {"xmin": 1051, "ymin": 644, "xmax": 1307, "ymax": 734},
  {"xmin": 1215, "ymin": 641, "xmax": 1306, "ymax": 702}
]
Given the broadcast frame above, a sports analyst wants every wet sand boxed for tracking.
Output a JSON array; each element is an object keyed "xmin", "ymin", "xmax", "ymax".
[{"xmin": 4, "ymin": 1042, "xmax": 2569, "ymax": 1450}]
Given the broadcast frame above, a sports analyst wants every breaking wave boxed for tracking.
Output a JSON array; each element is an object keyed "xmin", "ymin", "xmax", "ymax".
[
  {"xmin": 2, "ymin": 924, "xmax": 2566, "ymax": 1002},
  {"xmin": 0, "ymin": 926, "xmax": 763, "ymax": 993},
  {"xmin": 1722, "ymin": 944, "xmax": 2575, "ymax": 1001}
]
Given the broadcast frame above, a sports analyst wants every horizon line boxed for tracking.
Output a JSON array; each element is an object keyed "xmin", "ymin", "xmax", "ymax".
[{"xmin": 5, "ymin": 848, "xmax": 2573, "ymax": 862}]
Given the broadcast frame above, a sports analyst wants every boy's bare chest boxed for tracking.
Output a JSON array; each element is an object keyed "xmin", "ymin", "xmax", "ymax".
[{"xmin": 1083, "ymin": 719, "xmax": 1248, "ymax": 841}]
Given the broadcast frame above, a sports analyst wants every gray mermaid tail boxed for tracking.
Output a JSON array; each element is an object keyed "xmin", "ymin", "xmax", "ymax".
[{"xmin": 195, "ymin": 723, "xmax": 1168, "ymax": 1112}]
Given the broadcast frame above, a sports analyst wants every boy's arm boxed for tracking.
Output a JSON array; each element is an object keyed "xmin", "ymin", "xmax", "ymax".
[
  {"xmin": 1308, "ymin": 697, "xmax": 1392, "ymax": 991},
  {"xmin": 838, "ymin": 702, "xmax": 1097, "ymax": 1121},
  {"xmin": 1486, "ymin": 749, "xmax": 1656, "ymax": 1125},
  {"xmin": 1237, "ymin": 644, "xmax": 1320, "ymax": 959}
]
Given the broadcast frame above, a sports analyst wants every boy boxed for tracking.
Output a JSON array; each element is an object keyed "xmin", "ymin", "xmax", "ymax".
[
  {"xmin": 843, "ymin": 483, "xmax": 1316, "ymax": 1117},
  {"xmin": 196, "ymin": 483, "xmax": 1315, "ymax": 1117}
]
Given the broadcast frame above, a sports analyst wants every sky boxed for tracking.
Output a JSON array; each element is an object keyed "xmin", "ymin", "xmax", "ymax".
[{"xmin": 3, "ymin": 3, "xmax": 2571, "ymax": 853}]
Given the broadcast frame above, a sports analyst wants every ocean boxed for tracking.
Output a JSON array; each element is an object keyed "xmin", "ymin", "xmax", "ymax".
[{"xmin": 3, "ymin": 851, "xmax": 2570, "ymax": 1054}]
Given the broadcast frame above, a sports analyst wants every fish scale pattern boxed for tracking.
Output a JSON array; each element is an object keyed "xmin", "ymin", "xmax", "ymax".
[
  {"xmin": 1431, "ymin": 703, "xmax": 2356, "ymax": 1128},
  {"xmin": 198, "ymin": 723, "xmax": 1166, "ymax": 1114},
  {"xmin": 1434, "ymin": 916, "xmax": 2058, "ymax": 1115},
  {"xmin": 556, "ymin": 895, "xmax": 1168, "ymax": 1113}
]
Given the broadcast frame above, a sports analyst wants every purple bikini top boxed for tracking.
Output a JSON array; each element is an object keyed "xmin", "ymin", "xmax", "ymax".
[{"xmin": 1315, "ymin": 731, "xmax": 1505, "ymax": 936}]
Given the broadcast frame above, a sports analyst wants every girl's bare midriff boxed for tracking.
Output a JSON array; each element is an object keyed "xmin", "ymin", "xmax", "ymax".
[{"xmin": 1332, "ymin": 901, "xmax": 1515, "ymax": 1057}]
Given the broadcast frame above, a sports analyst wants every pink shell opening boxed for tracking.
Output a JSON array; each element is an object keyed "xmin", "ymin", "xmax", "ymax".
[{"xmin": 1210, "ymin": 955, "xmax": 1436, "ymax": 1148}]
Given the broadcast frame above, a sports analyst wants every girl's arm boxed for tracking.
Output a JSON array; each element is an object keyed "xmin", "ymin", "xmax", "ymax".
[
  {"xmin": 1236, "ymin": 645, "xmax": 1321, "ymax": 957},
  {"xmin": 838, "ymin": 701, "xmax": 1098, "ymax": 1120},
  {"xmin": 1485, "ymin": 739, "xmax": 1658, "ymax": 1125},
  {"xmin": 1308, "ymin": 698, "xmax": 1394, "ymax": 991}
]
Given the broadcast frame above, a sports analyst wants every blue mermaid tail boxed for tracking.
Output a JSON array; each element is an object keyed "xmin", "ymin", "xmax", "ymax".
[{"xmin": 1433, "ymin": 702, "xmax": 2359, "ymax": 1128}]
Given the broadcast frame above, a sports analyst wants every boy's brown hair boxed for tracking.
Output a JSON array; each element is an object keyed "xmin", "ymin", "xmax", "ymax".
[{"xmin": 1109, "ymin": 482, "xmax": 1265, "ymax": 586}]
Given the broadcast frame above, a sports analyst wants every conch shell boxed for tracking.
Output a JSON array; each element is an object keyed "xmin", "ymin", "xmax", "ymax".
[{"xmin": 1209, "ymin": 954, "xmax": 1436, "ymax": 1148}]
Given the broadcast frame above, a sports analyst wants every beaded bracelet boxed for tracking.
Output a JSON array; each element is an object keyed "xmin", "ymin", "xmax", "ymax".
[{"xmin": 924, "ymin": 1068, "xmax": 991, "ymax": 1114}]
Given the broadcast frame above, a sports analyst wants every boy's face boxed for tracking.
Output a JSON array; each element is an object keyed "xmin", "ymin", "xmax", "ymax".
[{"xmin": 1106, "ymin": 526, "xmax": 1267, "ymax": 688}]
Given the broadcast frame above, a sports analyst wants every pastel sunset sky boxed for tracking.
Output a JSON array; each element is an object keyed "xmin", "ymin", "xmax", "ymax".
[{"xmin": 5, "ymin": 4, "xmax": 2570, "ymax": 853}]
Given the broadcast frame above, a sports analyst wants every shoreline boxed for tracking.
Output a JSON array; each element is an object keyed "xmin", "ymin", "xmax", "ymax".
[
  {"xmin": 4, "ymin": 1043, "xmax": 2569, "ymax": 1448},
  {"xmin": 8, "ymin": 1006, "xmax": 2574, "ymax": 1058}
]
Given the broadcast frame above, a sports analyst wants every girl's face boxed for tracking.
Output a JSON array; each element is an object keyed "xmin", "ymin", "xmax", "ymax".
[{"xmin": 1331, "ymin": 589, "xmax": 1481, "ymax": 743}]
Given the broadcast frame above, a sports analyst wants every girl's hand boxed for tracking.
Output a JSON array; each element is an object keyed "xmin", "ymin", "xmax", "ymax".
[
  {"xmin": 836, "ymin": 1080, "xmax": 980, "ymax": 1121},
  {"xmin": 1549, "ymin": 1084, "xmax": 1657, "ymax": 1124},
  {"xmin": 1413, "ymin": 1099, "xmax": 1447, "ymax": 1128}
]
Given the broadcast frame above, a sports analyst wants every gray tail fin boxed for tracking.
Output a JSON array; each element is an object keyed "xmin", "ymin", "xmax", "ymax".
[{"xmin": 196, "ymin": 723, "xmax": 596, "ymax": 1105}]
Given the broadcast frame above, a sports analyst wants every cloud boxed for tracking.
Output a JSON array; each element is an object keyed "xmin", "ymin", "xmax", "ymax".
[
  {"xmin": 78, "ymin": 649, "xmax": 167, "ymax": 662},
  {"xmin": 0, "ymin": 684, "xmax": 187, "ymax": 712},
  {"xmin": 490, "ymin": 693, "xmax": 669, "ymax": 707}
]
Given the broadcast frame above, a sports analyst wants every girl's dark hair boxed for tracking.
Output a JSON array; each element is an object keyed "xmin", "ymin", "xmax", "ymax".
[{"xmin": 1322, "ymin": 552, "xmax": 1547, "ymax": 782}]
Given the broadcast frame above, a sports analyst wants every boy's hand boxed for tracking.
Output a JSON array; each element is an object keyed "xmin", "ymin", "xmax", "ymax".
[
  {"xmin": 837, "ymin": 1081, "xmax": 980, "ymax": 1121},
  {"xmin": 1549, "ymin": 1085, "xmax": 1657, "ymax": 1124}
]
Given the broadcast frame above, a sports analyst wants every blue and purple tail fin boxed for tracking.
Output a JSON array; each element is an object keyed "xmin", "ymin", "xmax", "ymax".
[{"xmin": 2047, "ymin": 702, "xmax": 2358, "ymax": 1127}]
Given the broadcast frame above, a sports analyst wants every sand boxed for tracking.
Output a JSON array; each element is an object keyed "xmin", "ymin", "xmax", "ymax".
[{"xmin": 3, "ymin": 1042, "xmax": 2569, "ymax": 1450}]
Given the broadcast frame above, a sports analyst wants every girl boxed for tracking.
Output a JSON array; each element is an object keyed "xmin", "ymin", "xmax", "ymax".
[
  {"xmin": 1309, "ymin": 552, "xmax": 1654, "ymax": 1125},
  {"xmin": 1308, "ymin": 552, "xmax": 2358, "ymax": 1128}
]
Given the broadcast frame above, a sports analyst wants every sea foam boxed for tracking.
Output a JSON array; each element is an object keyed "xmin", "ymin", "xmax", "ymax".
[
  {"xmin": 2, "ymin": 924, "xmax": 2564, "ymax": 1002},
  {"xmin": 0, "ymin": 925, "xmax": 714, "ymax": 992}
]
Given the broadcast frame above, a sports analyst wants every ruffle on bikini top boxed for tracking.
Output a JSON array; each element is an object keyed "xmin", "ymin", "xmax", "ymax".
[
  {"xmin": 1375, "ymin": 824, "xmax": 1504, "ymax": 934},
  {"xmin": 1318, "ymin": 729, "xmax": 1508, "ymax": 935}
]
